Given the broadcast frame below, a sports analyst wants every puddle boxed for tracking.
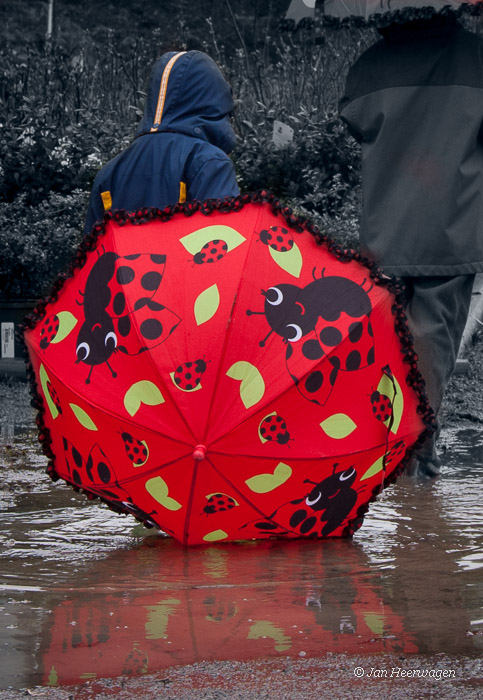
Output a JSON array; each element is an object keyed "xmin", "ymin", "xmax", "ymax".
[{"xmin": 0, "ymin": 424, "xmax": 482, "ymax": 689}]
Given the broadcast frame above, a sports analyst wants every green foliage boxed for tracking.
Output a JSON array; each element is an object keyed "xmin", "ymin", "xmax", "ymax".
[
  {"xmin": 0, "ymin": 38, "xmax": 147, "ymax": 205},
  {"xmin": 0, "ymin": 3, "xmax": 373, "ymax": 299},
  {"xmin": 0, "ymin": 190, "xmax": 87, "ymax": 298}
]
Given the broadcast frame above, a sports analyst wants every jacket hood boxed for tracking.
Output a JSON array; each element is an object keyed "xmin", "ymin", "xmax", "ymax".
[{"xmin": 136, "ymin": 51, "xmax": 236, "ymax": 154}]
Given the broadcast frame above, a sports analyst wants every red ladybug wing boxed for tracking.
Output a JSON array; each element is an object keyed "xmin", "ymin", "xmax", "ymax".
[
  {"xmin": 104, "ymin": 253, "xmax": 181, "ymax": 355},
  {"xmin": 284, "ymin": 331, "xmax": 337, "ymax": 407}
]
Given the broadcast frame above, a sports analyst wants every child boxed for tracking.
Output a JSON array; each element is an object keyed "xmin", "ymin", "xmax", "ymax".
[
  {"xmin": 339, "ymin": 14, "xmax": 483, "ymax": 476},
  {"xmin": 84, "ymin": 50, "xmax": 239, "ymax": 234}
]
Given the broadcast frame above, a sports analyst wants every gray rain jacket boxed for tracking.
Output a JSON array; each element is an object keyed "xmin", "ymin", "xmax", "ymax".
[{"xmin": 340, "ymin": 18, "xmax": 483, "ymax": 276}]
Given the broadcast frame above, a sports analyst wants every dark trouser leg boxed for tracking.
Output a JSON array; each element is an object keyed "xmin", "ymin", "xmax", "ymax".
[{"xmin": 401, "ymin": 275, "xmax": 475, "ymax": 468}]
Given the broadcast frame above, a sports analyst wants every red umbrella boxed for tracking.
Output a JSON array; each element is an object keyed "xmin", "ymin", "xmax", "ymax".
[
  {"xmin": 323, "ymin": 0, "xmax": 482, "ymax": 23},
  {"xmin": 23, "ymin": 194, "xmax": 434, "ymax": 545}
]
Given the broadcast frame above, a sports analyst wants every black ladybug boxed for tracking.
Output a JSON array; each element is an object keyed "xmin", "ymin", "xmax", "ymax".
[
  {"xmin": 259, "ymin": 226, "xmax": 294, "ymax": 252},
  {"xmin": 259, "ymin": 414, "xmax": 291, "ymax": 445},
  {"xmin": 193, "ymin": 239, "xmax": 228, "ymax": 264}
]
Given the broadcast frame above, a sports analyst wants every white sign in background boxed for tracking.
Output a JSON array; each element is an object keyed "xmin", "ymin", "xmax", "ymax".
[
  {"xmin": 272, "ymin": 120, "xmax": 294, "ymax": 148},
  {"xmin": 1, "ymin": 322, "xmax": 15, "ymax": 358}
]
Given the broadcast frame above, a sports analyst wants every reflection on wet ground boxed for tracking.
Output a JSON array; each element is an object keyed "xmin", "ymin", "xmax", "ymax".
[{"xmin": 0, "ymin": 423, "xmax": 482, "ymax": 689}]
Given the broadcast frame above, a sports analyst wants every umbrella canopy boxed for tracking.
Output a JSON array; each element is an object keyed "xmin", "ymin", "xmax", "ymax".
[
  {"xmin": 284, "ymin": 0, "xmax": 316, "ymax": 27},
  {"xmin": 23, "ymin": 194, "xmax": 434, "ymax": 545},
  {"xmin": 323, "ymin": 0, "xmax": 482, "ymax": 24}
]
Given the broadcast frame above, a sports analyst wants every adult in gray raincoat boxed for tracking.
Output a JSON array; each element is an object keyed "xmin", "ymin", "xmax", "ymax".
[{"xmin": 339, "ymin": 13, "xmax": 483, "ymax": 475}]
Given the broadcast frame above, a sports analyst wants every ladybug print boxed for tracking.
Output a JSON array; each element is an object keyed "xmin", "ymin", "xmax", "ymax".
[
  {"xmin": 62, "ymin": 437, "xmax": 157, "ymax": 524},
  {"xmin": 193, "ymin": 239, "xmax": 228, "ymax": 264},
  {"xmin": 247, "ymin": 271, "xmax": 374, "ymax": 406},
  {"xmin": 370, "ymin": 391, "xmax": 393, "ymax": 423},
  {"xmin": 63, "ymin": 437, "xmax": 119, "ymax": 490},
  {"xmin": 259, "ymin": 414, "xmax": 291, "ymax": 445},
  {"xmin": 385, "ymin": 440, "xmax": 406, "ymax": 466},
  {"xmin": 121, "ymin": 642, "xmax": 149, "ymax": 677},
  {"xmin": 40, "ymin": 314, "xmax": 60, "ymax": 350},
  {"xmin": 259, "ymin": 226, "xmax": 294, "ymax": 252},
  {"xmin": 173, "ymin": 359, "xmax": 207, "ymax": 391},
  {"xmin": 75, "ymin": 251, "xmax": 181, "ymax": 384},
  {"xmin": 203, "ymin": 493, "xmax": 238, "ymax": 515},
  {"xmin": 204, "ymin": 598, "xmax": 237, "ymax": 623},
  {"xmin": 244, "ymin": 464, "xmax": 363, "ymax": 538},
  {"xmin": 46, "ymin": 381, "xmax": 62, "ymax": 415},
  {"xmin": 121, "ymin": 432, "xmax": 149, "ymax": 466}
]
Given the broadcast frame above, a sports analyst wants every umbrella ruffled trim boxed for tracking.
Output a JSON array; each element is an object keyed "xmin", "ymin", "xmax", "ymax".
[
  {"xmin": 281, "ymin": 2, "xmax": 483, "ymax": 31},
  {"xmin": 19, "ymin": 190, "xmax": 437, "ymax": 539}
]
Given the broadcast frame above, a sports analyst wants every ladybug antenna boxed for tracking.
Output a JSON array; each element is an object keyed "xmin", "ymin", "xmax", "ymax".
[
  {"xmin": 105, "ymin": 358, "xmax": 117, "ymax": 379},
  {"xmin": 246, "ymin": 309, "xmax": 265, "ymax": 316},
  {"xmin": 259, "ymin": 329, "xmax": 273, "ymax": 347},
  {"xmin": 359, "ymin": 277, "xmax": 373, "ymax": 293}
]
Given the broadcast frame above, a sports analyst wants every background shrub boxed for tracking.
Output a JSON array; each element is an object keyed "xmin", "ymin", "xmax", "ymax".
[
  {"xmin": 0, "ymin": 1, "xmax": 385, "ymax": 298},
  {"xmin": 0, "ymin": 190, "xmax": 87, "ymax": 298}
]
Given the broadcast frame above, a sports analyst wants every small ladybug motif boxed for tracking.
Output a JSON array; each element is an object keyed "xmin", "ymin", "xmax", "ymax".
[
  {"xmin": 173, "ymin": 359, "xmax": 207, "ymax": 391},
  {"xmin": 259, "ymin": 414, "xmax": 291, "ymax": 445},
  {"xmin": 370, "ymin": 391, "xmax": 393, "ymax": 422},
  {"xmin": 40, "ymin": 314, "xmax": 60, "ymax": 350},
  {"xmin": 204, "ymin": 598, "xmax": 237, "ymax": 623},
  {"xmin": 121, "ymin": 432, "xmax": 149, "ymax": 466},
  {"xmin": 193, "ymin": 240, "xmax": 228, "ymax": 264},
  {"xmin": 46, "ymin": 381, "xmax": 62, "ymax": 414},
  {"xmin": 121, "ymin": 641, "xmax": 149, "ymax": 677},
  {"xmin": 62, "ymin": 437, "xmax": 157, "ymax": 524},
  {"xmin": 203, "ymin": 493, "xmax": 238, "ymax": 515},
  {"xmin": 385, "ymin": 440, "xmax": 406, "ymax": 466},
  {"xmin": 259, "ymin": 226, "xmax": 294, "ymax": 252}
]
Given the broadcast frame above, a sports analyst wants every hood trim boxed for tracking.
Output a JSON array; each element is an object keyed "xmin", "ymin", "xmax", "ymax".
[{"xmin": 150, "ymin": 52, "xmax": 187, "ymax": 133}]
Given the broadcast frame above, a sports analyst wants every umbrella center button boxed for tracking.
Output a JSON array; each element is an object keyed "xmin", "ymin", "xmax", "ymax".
[{"xmin": 192, "ymin": 444, "xmax": 207, "ymax": 461}]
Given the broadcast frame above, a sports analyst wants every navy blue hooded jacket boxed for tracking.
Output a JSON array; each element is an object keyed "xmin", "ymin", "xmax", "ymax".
[{"xmin": 84, "ymin": 51, "xmax": 239, "ymax": 234}]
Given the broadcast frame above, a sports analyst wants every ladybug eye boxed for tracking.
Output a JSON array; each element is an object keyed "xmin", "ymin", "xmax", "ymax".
[
  {"xmin": 105, "ymin": 331, "xmax": 117, "ymax": 348},
  {"xmin": 266, "ymin": 287, "xmax": 283, "ymax": 306},
  {"xmin": 339, "ymin": 467, "xmax": 356, "ymax": 482},
  {"xmin": 76, "ymin": 342, "xmax": 90, "ymax": 361},
  {"xmin": 306, "ymin": 490, "xmax": 322, "ymax": 507},
  {"xmin": 286, "ymin": 324, "xmax": 302, "ymax": 342}
]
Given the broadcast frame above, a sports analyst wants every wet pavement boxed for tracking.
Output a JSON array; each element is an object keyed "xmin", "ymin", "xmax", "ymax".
[{"xmin": 0, "ymin": 393, "xmax": 482, "ymax": 696}]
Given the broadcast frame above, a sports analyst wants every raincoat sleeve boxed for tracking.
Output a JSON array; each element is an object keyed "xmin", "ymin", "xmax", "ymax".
[
  {"xmin": 188, "ymin": 156, "xmax": 239, "ymax": 202},
  {"xmin": 339, "ymin": 61, "xmax": 370, "ymax": 144},
  {"xmin": 84, "ymin": 182, "xmax": 105, "ymax": 236}
]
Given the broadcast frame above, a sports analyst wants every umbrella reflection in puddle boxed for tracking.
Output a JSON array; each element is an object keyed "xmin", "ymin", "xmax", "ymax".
[{"xmin": 38, "ymin": 538, "xmax": 418, "ymax": 686}]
